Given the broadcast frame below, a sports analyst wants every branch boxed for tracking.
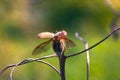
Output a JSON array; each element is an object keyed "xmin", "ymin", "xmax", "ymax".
[
  {"xmin": 111, "ymin": 16, "xmax": 120, "ymax": 39},
  {"xmin": 75, "ymin": 32, "xmax": 90, "ymax": 80},
  {"xmin": 66, "ymin": 27, "xmax": 120, "ymax": 58},
  {"xmin": 0, "ymin": 64, "xmax": 16, "ymax": 75},
  {"xmin": 10, "ymin": 63, "xmax": 19, "ymax": 80},
  {"xmin": 10, "ymin": 59, "xmax": 60, "ymax": 80},
  {"xmin": 37, "ymin": 60, "xmax": 60, "ymax": 75},
  {"xmin": 0, "ymin": 54, "xmax": 57, "ymax": 75}
]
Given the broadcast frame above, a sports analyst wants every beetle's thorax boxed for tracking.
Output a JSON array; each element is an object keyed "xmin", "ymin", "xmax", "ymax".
[
  {"xmin": 54, "ymin": 30, "xmax": 67, "ymax": 40},
  {"xmin": 52, "ymin": 36, "xmax": 66, "ymax": 56}
]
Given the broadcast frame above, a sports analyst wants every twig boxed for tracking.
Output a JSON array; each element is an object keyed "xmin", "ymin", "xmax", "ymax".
[
  {"xmin": 75, "ymin": 32, "xmax": 90, "ymax": 80},
  {"xmin": 37, "ymin": 60, "xmax": 60, "ymax": 75},
  {"xmin": 111, "ymin": 16, "xmax": 120, "ymax": 39},
  {"xmin": 66, "ymin": 27, "xmax": 120, "ymax": 58},
  {"xmin": 0, "ymin": 54, "xmax": 57, "ymax": 75},
  {"xmin": 0, "ymin": 64, "xmax": 16, "ymax": 75},
  {"xmin": 10, "ymin": 63, "xmax": 19, "ymax": 80},
  {"xmin": 10, "ymin": 59, "xmax": 60, "ymax": 80},
  {"xmin": 59, "ymin": 54, "xmax": 66, "ymax": 80},
  {"xmin": 85, "ymin": 43, "xmax": 90, "ymax": 80}
]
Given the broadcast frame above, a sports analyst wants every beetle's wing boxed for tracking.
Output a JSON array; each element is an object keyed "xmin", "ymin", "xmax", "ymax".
[
  {"xmin": 65, "ymin": 38, "xmax": 76, "ymax": 49},
  {"xmin": 32, "ymin": 39, "xmax": 52, "ymax": 55}
]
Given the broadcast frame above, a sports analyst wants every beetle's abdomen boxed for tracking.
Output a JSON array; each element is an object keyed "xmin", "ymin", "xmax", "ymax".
[
  {"xmin": 53, "ymin": 39, "xmax": 66, "ymax": 56},
  {"xmin": 53, "ymin": 40, "xmax": 62, "ymax": 56}
]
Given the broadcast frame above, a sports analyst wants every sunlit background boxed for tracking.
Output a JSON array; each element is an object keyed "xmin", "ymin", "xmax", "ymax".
[{"xmin": 0, "ymin": 0, "xmax": 120, "ymax": 80}]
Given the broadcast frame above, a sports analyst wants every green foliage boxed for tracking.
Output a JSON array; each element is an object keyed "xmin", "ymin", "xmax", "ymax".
[{"xmin": 0, "ymin": 0, "xmax": 120, "ymax": 80}]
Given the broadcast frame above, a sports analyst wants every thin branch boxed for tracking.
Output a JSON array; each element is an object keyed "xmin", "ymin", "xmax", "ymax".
[
  {"xmin": 85, "ymin": 43, "xmax": 90, "ymax": 80},
  {"xmin": 0, "ymin": 64, "xmax": 16, "ymax": 75},
  {"xmin": 66, "ymin": 27, "xmax": 120, "ymax": 58},
  {"xmin": 10, "ymin": 59, "xmax": 60, "ymax": 80},
  {"xmin": 10, "ymin": 63, "xmax": 20, "ymax": 80},
  {"xmin": 59, "ymin": 54, "xmax": 66, "ymax": 80},
  {"xmin": 75, "ymin": 32, "xmax": 90, "ymax": 80},
  {"xmin": 36, "ymin": 60, "xmax": 60, "ymax": 75},
  {"xmin": 111, "ymin": 17, "xmax": 120, "ymax": 39},
  {"xmin": 0, "ymin": 54, "xmax": 57, "ymax": 75}
]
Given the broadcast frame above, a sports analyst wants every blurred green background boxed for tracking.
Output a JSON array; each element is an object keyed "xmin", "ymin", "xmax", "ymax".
[{"xmin": 0, "ymin": 0, "xmax": 120, "ymax": 80}]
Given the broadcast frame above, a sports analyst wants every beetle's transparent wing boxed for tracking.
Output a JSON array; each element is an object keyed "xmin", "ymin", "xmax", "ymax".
[
  {"xmin": 32, "ymin": 39, "xmax": 52, "ymax": 55},
  {"xmin": 65, "ymin": 38, "xmax": 76, "ymax": 49}
]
